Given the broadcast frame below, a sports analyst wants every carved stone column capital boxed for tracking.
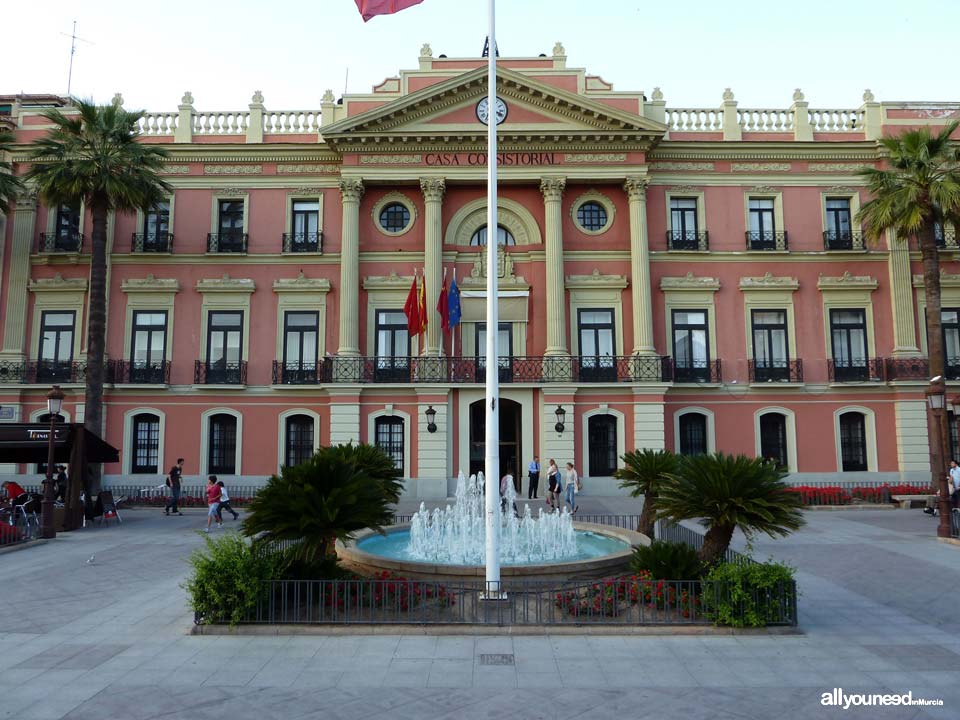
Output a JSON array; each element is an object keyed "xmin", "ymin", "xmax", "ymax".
[
  {"xmin": 339, "ymin": 178, "xmax": 365, "ymax": 202},
  {"xmin": 419, "ymin": 177, "xmax": 446, "ymax": 202},
  {"xmin": 539, "ymin": 177, "xmax": 566, "ymax": 202},
  {"xmin": 624, "ymin": 176, "xmax": 650, "ymax": 200}
]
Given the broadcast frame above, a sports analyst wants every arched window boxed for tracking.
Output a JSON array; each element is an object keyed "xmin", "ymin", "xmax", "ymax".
[
  {"xmin": 285, "ymin": 414, "xmax": 315, "ymax": 468},
  {"xmin": 470, "ymin": 224, "xmax": 515, "ymax": 246},
  {"xmin": 759, "ymin": 413, "xmax": 788, "ymax": 469},
  {"xmin": 208, "ymin": 414, "xmax": 238, "ymax": 475},
  {"xmin": 588, "ymin": 414, "xmax": 618, "ymax": 476},
  {"xmin": 839, "ymin": 412, "xmax": 867, "ymax": 471},
  {"xmin": 374, "ymin": 416, "xmax": 404, "ymax": 471},
  {"xmin": 678, "ymin": 413, "xmax": 707, "ymax": 456},
  {"xmin": 131, "ymin": 413, "xmax": 160, "ymax": 474}
]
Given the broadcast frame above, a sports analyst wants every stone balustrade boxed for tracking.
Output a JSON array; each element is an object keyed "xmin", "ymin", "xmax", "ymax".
[
  {"xmin": 263, "ymin": 110, "xmax": 322, "ymax": 134},
  {"xmin": 193, "ymin": 109, "xmax": 250, "ymax": 134}
]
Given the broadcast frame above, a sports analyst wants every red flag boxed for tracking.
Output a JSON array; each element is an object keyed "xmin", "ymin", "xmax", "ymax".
[
  {"xmin": 437, "ymin": 274, "xmax": 449, "ymax": 333},
  {"xmin": 403, "ymin": 274, "xmax": 421, "ymax": 336},
  {"xmin": 355, "ymin": 0, "xmax": 424, "ymax": 21},
  {"xmin": 417, "ymin": 272, "xmax": 428, "ymax": 339}
]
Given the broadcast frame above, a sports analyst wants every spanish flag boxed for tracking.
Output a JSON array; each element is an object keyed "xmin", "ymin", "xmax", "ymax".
[{"xmin": 354, "ymin": 0, "xmax": 424, "ymax": 21}]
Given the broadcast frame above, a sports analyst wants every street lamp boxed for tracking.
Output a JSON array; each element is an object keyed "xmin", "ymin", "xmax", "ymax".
[
  {"xmin": 925, "ymin": 376, "xmax": 953, "ymax": 538},
  {"xmin": 425, "ymin": 405, "xmax": 437, "ymax": 434},
  {"xmin": 554, "ymin": 405, "xmax": 566, "ymax": 434},
  {"xmin": 40, "ymin": 385, "xmax": 64, "ymax": 540}
]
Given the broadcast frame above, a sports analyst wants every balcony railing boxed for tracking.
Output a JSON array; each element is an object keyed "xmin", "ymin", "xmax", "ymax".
[
  {"xmin": 667, "ymin": 359, "xmax": 723, "ymax": 383},
  {"xmin": 108, "ymin": 360, "xmax": 171, "ymax": 384},
  {"xmin": 666, "ymin": 230, "xmax": 709, "ymax": 251},
  {"xmin": 936, "ymin": 229, "xmax": 958, "ymax": 249},
  {"xmin": 884, "ymin": 357, "xmax": 929, "ymax": 381},
  {"xmin": 748, "ymin": 358, "xmax": 803, "ymax": 383},
  {"xmin": 206, "ymin": 232, "xmax": 248, "ymax": 253},
  {"xmin": 194, "ymin": 360, "xmax": 247, "ymax": 385},
  {"xmin": 823, "ymin": 230, "xmax": 865, "ymax": 251},
  {"xmin": 132, "ymin": 233, "xmax": 174, "ymax": 253},
  {"xmin": 29, "ymin": 360, "xmax": 86, "ymax": 384},
  {"xmin": 827, "ymin": 358, "xmax": 883, "ymax": 382},
  {"xmin": 271, "ymin": 361, "xmax": 323, "ymax": 385},
  {"xmin": 745, "ymin": 231, "xmax": 788, "ymax": 251},
  {"xmin": 282, "ymin": 232, "xmax": 322, "ymax": 253},
  {"xmin": 38, "ymin": 232, "xmax": 83, "ymax": 253}
]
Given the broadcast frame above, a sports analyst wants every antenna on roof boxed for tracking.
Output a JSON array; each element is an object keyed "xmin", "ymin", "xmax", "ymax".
[
  {"xmin": 481, "ymin": 35, "xmax": 499, "ymax": 58},
  {"xmin": 344, "ymin": 68, "xmax": 350, "ymax": 96},
  {"xmin": 60, "ymin": 20, "xmax": 93, "ymax": 97}
]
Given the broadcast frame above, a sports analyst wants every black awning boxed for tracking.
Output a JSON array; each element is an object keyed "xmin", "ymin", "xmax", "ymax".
[{"xmin": 0, "ymin": 423, "xmax": 119, "ymax": 464}]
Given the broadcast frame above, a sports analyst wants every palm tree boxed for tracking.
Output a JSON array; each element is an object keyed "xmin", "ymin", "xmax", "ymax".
[
  {"xmin": 615, "ymin": 448, "xmax": 678, "ymax": 537},
  {"xmin": 655, "ymin": 453, "xmax": 805, "ymax": 566},
  {"xmin": 0, "ymin": 131, "xmax": 24, "ymax": 213},
  {"xmin": 25, "ymin": 101, "xmax": 170, "ymax": 499},
  {"xmin": 242, "ymin": 443, "xmax": 404, "ymax": 563}
]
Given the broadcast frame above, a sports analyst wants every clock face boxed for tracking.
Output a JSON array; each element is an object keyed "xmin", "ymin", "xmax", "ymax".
[{"xmin": 476, "ymin": 96, "xmax": 508, "ymax": 125}]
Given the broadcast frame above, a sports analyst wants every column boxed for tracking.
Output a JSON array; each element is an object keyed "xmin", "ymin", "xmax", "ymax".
[
  {"xmin": 887, "ymin": 229, "xmax": 921, "ymax": 356},
  {"xmin": 625, "ymin": 177, "xmax": 656, "ymax": 356},
  {"xmin": 1, "ymin": 192, "xmax": 37, "ymax": 360},
  {"xmin": 420, "ymin": 177, "xmax": 446, "ymax": 356},
  {"xmin": 337, "ymin": 178, "xmax": 364, "ymax": 356},
  {"xmin": 540, "ymin": 177, "xmax": 568, "ymax": 357}
]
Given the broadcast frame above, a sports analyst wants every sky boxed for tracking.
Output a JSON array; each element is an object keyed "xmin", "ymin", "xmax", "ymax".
[{"xmin": 1, "ymin": 0, "xmax": 956, "ymax": 112}]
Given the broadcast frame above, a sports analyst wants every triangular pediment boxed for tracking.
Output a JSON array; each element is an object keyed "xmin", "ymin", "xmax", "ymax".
[{"xmin": 322, "ymin": 66, "xmax": 666, "ymax": 146}]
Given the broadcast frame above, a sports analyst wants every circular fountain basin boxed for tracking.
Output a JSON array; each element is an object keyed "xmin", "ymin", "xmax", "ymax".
[{"xmin": 337, "ymin": 522, "xmax": 650, "ymax": 582}]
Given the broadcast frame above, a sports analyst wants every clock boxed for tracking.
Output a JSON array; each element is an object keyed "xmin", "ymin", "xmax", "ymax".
[{"xmin": 476, "ymin": 96, "xmax": 508, "ymax": 125}]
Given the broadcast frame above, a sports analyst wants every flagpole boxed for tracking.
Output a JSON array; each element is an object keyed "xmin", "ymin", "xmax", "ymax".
[{"xmin": 483, "ymin": 0, "xmax": 501, "ymax": 597}]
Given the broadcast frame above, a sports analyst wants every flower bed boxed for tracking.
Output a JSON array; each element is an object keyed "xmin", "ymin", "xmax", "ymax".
[
  {"xmin": 554, "ymin": 572, "xmax": 701, "ymax": 619},
  {"xmin": 787, "ymin": 483, "xmax": 929, "ymax": 506}
]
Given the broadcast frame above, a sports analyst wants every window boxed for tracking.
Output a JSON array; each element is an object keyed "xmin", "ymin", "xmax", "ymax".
[
  {"xmin": 578, "ymin": 309, "xmax": 615, "ymax": 381},
  {"xmin": 830, "ymin": 309, "xmax": 868, "ymax": 381},
  {"xmin": 838, "ymin": 412, "xmax": 867, "ymax": 471},
  {"xmin": 669, "ymin": 197, "xmax": 700, "ymax": 249},
  {"xmin": 37, "ymin": 311, "xmax": 75, "ymax": 382},
  {"xmin": 143, "ymin": 201, "xmax": 170, "ymax": 248},
  {"xmin": 131, "ymin": 413, "xmax": 160, "ymax": 474},
  {"xmin": 282, "ymin": 312, "xmax": 319, "ymax": 384},
  {"xmin": 56, "ymin": 204, "xmax": 81, "ymax": 242},
  {"xmin": 747, "ymin": 198, "xmax": 779, "ymax": 249},
  {"xmin": 375, "ymin": 310, "xmax": 410, "ymax": 382},
  {"xmin": 206, "ymin": 311, "xmax": 243, "ymax": 384},
  {"xmin": 759, "ymin": 413, "xmax": 788, "ymax": 469},
  {"xmin": 131, "ymin": 311, "xmax": 167, "ymax": 383},
  {"xmin": 752, "ymin": 310, "xmax": 790, "ymax": 381},
  {"xmin": 208, "ymin": 414, "xmax": 237, "ymax": 475},
  {"xmin": 587, "ymin": 414, "xmax": 617, "ymax": 476},
  {"xmin": 289, "ymin": 200, "xmax": 320, "ymax": 251},
  {"xmin": 378, "ymin": 202, "xmax": 411, "ymax": 233},
  {"xmin": 678, "ymin": 413, "xmax": 707, "ymax": 455},
  {"xmin": 825, "ymin": 198, "xmax": 852, "ymax": 249},
  {"xmin": 470, "ymin": 225, "xmax": 515, "ymax": 246},
  {"xmin": 216, "ymin": 200, "xmax": 245, "ymax": 252},
  {"xmin": 475, "ymin": 322, "xmax": 512, "ymax": 382},
  {"xmin": 942, "ymin": 308, "xmax": 960, "ymax": 377},
  {"xmin": 284, "ymin": 414, "xmax": 315, "ymax": 467},
  {"xmin": 671, "ymin": 310, "xmax": 709, "ymax": 382},
  {"xmin": 576, "ymin": 201, "xmax": 608, "ymax": 232},
  {"xmin": 950, "ymin": 411, "xmax": 960, "ymax": 463},
  {"xmin": 374, "ymin": 416, "xmax": 404, "ymax": 471}
]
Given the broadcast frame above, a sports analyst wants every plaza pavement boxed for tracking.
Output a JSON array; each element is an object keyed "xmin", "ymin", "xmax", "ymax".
[{"xmin": 1, "ymin": 495, "xmax": 958, "ymax": 719}]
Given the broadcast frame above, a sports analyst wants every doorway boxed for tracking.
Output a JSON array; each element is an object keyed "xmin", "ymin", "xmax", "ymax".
[{"xmin": 469, "ymin": 398, "xmax": 521, "ymax": 481}]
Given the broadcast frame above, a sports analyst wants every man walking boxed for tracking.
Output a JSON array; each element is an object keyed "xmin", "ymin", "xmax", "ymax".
[
  {"xmin": 164, "ymin": 458, "xmax": 184, "ymax": 516},
  {"xmin": 527, "ymin": 455, "xmax": 540, "ymax": 499}
]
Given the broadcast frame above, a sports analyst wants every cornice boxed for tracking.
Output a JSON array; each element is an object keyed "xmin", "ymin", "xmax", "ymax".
[
  {"xmin": 27, "ymin": 273, "xmax": 88, "ymax": 293},
  {"xmin": 739, "ymin": 272, "xmax": 800, "ymax": 290},
  {"xmin": 121, "ymin": 274, "xmax": 181, "ymax": 293},
  {"xmin": 659, "ymin": 272, "xmax": 720, "ymax": 291},
  {"xmin": 363, "ymin": 271, "xmax": 414, "ymax": 290},
  {"xmin": 817, "ymin": 271, "xmax": 878, "ymax": 291},
  {"xmin": 913, "ymin": 270, "xmax": 960, "ymax": 288},
  {"xmin": 565, "ymin": 269, "xmax": 628, "ymax": 289},
  {"xmin": 273, "ymin": 272, "xmax": 331, "ymax": 293},
  {"xmin": 196, "ymin": 274, "xmax": 256, "ymax": 293},
  {"xmin": 650, "ymin": 141, "xmax": 879, "ymax": 163}
]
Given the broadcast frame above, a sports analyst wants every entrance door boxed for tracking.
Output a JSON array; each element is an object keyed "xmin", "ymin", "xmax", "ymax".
[{"xmin": 469, "ymin": 398, "xmax": 521, "ymax": 480}]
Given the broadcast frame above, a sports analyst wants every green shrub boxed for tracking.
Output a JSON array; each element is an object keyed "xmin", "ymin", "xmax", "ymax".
[
  {"xmin": 185, "ymin": 533, "xmax": 287, "ymax": 626},
  {"xmin": 701, "ymin": 561, "xmax": 797, "ymax": 627},
  {"xmin": 630, "ymin": 540, "xmax": 704, "ymax": 580}
]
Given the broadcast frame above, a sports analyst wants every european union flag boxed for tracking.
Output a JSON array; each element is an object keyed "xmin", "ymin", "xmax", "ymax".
[{"xmin": 448, "ymin": 275, "xmax": 461, "ymax": 329}]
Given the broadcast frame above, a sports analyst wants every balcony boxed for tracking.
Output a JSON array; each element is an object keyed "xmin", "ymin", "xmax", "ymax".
[
  {"xmin": 748, "ymin": 359, "xmax": 803, "ymax": 383},
  {"xmin": 108, "ymin": 360, "xmax": 171, "ymax": 384},
  {"xmin": 132, "ymin": 232, "xmax": 174, "ymax": 253},
  {"xmin": 936, "ymin": 229, "xmax": 958, "ymax": 250},
  {"xmin": 745, "ymin": 231, "xmax": 788, "ymax": 251},
  {"xmin": 206, "ymin": 232, "xmax": 248, "ymax": 253},
  {"xmin": 884, "ymin": 357, "xmax": 929, "ymax": 381},
  {"xmin": 827, "ymin": 358, "xmax": 883, "ymax": 382},
  {"xmin": 272, "ymin": 361, "xmax": 323, "ymax": 385},
  {"xmin": 38, "ymin": 232, "xmax": 83, "ymax": 253},
  {"xmin": 194, "ymin": 360, "xmax": 247, "ymax": 385},
  {"xmin": 667, "ymin": 359, "xmax": 722, "ymax": 383},
  {"xmin": 666, "ymin": 230, "xmax": 709, "ymax": 251},
  {"xmin": 282, "ymin": 232, "xmax": 322, "ymax": 253},
  {"xmin": 823, "ymin": 230, "xmax": 865, "ymax": 251},
  {"xmin": 29, "ymin": 360, "xmax": 86, "ymax": 384}
]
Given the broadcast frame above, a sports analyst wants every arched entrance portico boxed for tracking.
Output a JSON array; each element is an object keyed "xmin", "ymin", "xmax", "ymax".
[{"xmin": 469, "ymin": 398, "xmax": 521, "ymax": 483}]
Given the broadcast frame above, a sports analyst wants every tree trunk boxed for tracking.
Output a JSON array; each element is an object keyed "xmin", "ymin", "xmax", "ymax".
[
  {"xmin": 698, "ymin": 524, "xmax": 735, "ymax": 566},
  {"xmin": 637, "ymin": 490, "xmax": 657, "ymax": 537},
  {"xmin": 85, "ymin": 201, "xmax": 109, "ymax": 494}
]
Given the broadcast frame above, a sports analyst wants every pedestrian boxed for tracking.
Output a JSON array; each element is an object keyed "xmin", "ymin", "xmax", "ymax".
[
  {"xmin": 527, "ymin": 455, "xmax": 540, "ymax": 499},
  {"xmin": 564, "ymin": 462, "xmax": 581, "ymax": 515},
  {"xmin": 950, "ymin": 459, "xmax": 960, "ymax": 509},
  {"xmin": 215, "ymin": 480, "xmax": 240, "ymax": 522},
  {"xmin": 204, "ymin": 475, "xmax": 222, "ymax": 532},
  {"xmin": 546, "ymin": 458, "xmax": 561, "ymax": 510},
  {"xmin": 164, "ymin": 458, "xmax": 184, "ymax": 516},
  {"xmin": 54, "ymin": 465, "xmax": 68, "ymax": 503}
]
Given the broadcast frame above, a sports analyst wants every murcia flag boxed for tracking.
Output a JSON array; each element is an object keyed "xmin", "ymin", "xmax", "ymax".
[
  {"xmin": 403, "ymin": 273, "xmax": 422, "ymax": 336},
  {"xmin": 437, "ymin": 274, "xmax": 450, "ymax": 332},
  {"xmin": 355, "ymin": 0, "xmax": 424, "ymax": 21}
]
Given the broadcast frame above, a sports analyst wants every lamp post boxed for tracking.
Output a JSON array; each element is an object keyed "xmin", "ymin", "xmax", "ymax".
[
  {"xmin": 425, "ymin": 405, "xmax": 437, "ymax": 434},
  {"xmin": 925, "ymin": 377, "xmax": 952, "ymax": 538},
  {"xmin": 554, "ymin": 405, "xmax": 566, "ymax": 434},
  {"xmin": 40, "ymin": 385, "xmax": 64, "ymax": 540}
]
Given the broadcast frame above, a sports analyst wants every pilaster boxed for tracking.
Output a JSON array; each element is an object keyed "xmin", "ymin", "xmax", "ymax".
[
  {"xmin": 337, "ymin": 178, "xmax": 364, "ymax": 356},
  {"xmin": 887, "ymin": 229, "xmax": 921, "ymax": 356},
  {"xmin": 1, "ymin": 191, "xmax": 37, "ymax": 360},
  {"xmin": 246, "ymin": 91, "xmax": 264, "ymax": 144},
  {"xmin": 542, "ymin": 388, "xmax": 576, "ymax": 473},
  {"xmin": 860, "ymin": 90, "xmax": 882, "ymax": 141},
  {"xmin": 174, "ymin": 91, "xmax": 194, "ymax": 144},
  {"xmin": 721, "ymin": 88, "xmax": 741, "ymax": 141},
  {"xmin": 791, "ymin": 89, "xmax": 812, "ymax": 141},
  {"xmin": 416, "ymin": 389, "xmax": 449, "ymax": 498},
  {"xmin": 625, "ymin": 177, "xmax": 656, "ymax": 356},
  {"xmin": 540, "ymin": 177, "xmax": 568, "ymax": 357},
  {"xmin": 328, "ymin": 391, "xmax": 361, "ymax": 446},
  {"xmin": 633, "ymin": 391, "xmax": 666, "ymax": 451},
  {"xmin": 420, "ymin": 177, "xmax": 446, "ymax": 356}
]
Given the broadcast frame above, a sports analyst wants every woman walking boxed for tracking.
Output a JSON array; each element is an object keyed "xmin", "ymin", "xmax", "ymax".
[
  {"xmin": 546, "ymin": 458, "xmax": 561, "ymax": 511},
  {"xmin": 564, "ymin": 462, "xmax": 581, "ymax": 515}
]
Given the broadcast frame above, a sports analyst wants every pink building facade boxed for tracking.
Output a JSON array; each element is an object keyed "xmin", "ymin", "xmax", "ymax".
[{"xmin": 1, "ymin": 45, "xmax": 958, "ymax": 495}]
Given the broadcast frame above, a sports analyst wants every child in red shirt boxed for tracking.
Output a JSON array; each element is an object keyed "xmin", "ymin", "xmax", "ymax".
[{"xmin": 204, "ymin": 475, "xmax": 222, "ymax": 533}]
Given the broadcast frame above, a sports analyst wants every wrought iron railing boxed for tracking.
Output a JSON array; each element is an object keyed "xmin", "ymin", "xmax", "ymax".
[
  {"xmin": 748, "ymin": 358, "xmax": 803, "ymax": 383},
  {"xmin": 666, "ymin": 230, "xmax": 709, "ymax": 251},
  {"xmin": 667, "ymin": 359, "xmax": 722, "ymax": 383},
  {"xmin": 946, "ymin": 363, "xmax": 960, "ymax": 381},
  {"xmin": 131, "ymin": 232, "xmax": 174, "ymax": 253},
  {"xmin": 884, "ymin": 357, "xmax": 929, "ymax": 381},
  {"xmin": 38, "ymin": 232, "xmax": 83, "ymax": 253},
  {"xmin": 194, "ymin": 360, "xmax": 247, "ymax": 385},
  {"xmin": 271, "ymin": 361, "xmax": 323, "ymax": 385},
  {"xmin": 0, "ymin": 361, "xmax": 26, "ymax": 384},
  {"xmin": 206, "ymin": 232, "xmax": 248, "ymax": 253},
  {"xmin": 827, "ymin": 358, "xmax": 884, "ymax": 382},
  {"xmin": 282, "ymin": 232, "xmax": 322, "ymax": 253},
  {"xmin": 745, "ymin": 230, "xmax": 788, "ymax": 251},
  {"xmin": 823, "ymin": 230, "xmax": 864, "ymax": 251},
  {"xmin": 107, "ymin": 360, "xmax": 171, "ymax": 384},
  {"xmin": 26, "ymin": 360, "xmax": 86, "ymax": 384},
  {"xmin": 936, "ymin": 228, "xmax": 958, "ymax": 249}
]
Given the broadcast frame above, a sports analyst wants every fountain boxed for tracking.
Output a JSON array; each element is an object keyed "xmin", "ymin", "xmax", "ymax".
[{"xmin": 337, "ymin": 472, "xmax": 648, "ymax": 582}]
